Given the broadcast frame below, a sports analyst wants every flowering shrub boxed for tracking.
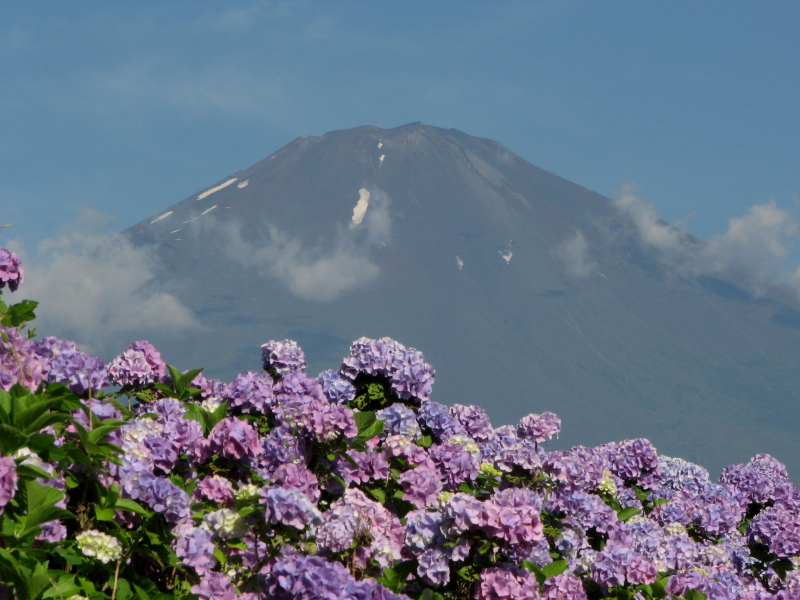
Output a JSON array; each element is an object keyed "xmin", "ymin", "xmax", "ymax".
[{"xmin": 0, "ymin": 245, "xmax": 799, "ymax": 600}]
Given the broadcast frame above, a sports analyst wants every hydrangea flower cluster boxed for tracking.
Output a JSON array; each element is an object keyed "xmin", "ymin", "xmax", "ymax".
[
  {"xmin": 0, "ymin": 248, "xmax": 23, "ymax": 292},
  {"xmin": 1, "ymin": 249, "xmax": 799, "ymax": 600}
]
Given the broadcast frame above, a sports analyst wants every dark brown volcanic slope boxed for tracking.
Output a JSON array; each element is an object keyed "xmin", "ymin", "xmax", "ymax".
[{"xmin": 127, "ymin": 123, "xmax": 800, "ymax": 478}]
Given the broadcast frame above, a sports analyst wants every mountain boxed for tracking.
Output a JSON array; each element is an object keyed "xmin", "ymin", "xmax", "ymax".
[{"xmin": 126, "ymin": 122, "xmax": 800, "ymax": 478}]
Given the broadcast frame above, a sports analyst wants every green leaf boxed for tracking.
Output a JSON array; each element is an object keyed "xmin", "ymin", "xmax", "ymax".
[
  {"xmin": 0, "ymin": 424, "xmax": 27, "ymax": 455},
  {"xmin": 684, "ymin": 590, "xmax": 707, "ymax": 600},
  {"xmin": 42, "ymin": 572, "xmax": 82, "ymax": 599},
  {"xmin": 521, "ymin": 560, "xmax": 546, "ymax": 585},
  {"xmin": 650, "ymin": 576, "xmax": 668, "ymax": 599},
  {"xmin": 542, "ymin": 560, "xmax": 568, "ymax": 579},
  {"xmin": 115, "ymin": 578, "xmax": 133, "ymax": 600},
  {"xmin": 419, "ymin": 591, "xmax": 445, "ymax": 600},
  {"xmin": 354, "ymin": 418, "xmax": 384, "ymax": 443},
  {"xmin": 2, "ymin": 300, "xmax": 38, "ymax": 327},
  {"xmin": 17, "ymin": 479, "xmax": 74, "ymax": 539},
  {"xmin": 617, "ymin": 506, "xmax": 641, "ymax": 521},
  {"xmin": 15, "ymin": 463, "xmax": 52, "ymax": 481},
  {"xmin": 366, "ymin": 488, "xmax": 387, "ymax": 503},
  {"xmin": 458, "ymin": 482, "xmax": 474, "ymax": 494},
  {"xmin": 94, "ymin": 506, "xmax": 115, "ymax": 521},
  {"xmin": 354, "ymin": 410, "xmax": 376, "ymax": 432},
  {"xmin": 416, "ymin": 434, "xmax": 433, "ymax": 448}
]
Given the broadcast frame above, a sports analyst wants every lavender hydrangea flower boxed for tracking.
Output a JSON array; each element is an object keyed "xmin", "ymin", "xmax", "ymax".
[
  {"xmin": 43, "ymin": 346, "xmax": 107, "ymax": 394},
  {"xmin": 192, "ymin": 475, "xmax": 235, "ymax": 505},
  {"xmin": 404, "ymin": 510, "xmax": 444, "ymax": 552},
  {"xmin": 317, "ymin": 369, "xmax": 356, "ymax": 404},
  {"xmin": 225, "ymin": 370, "xmax": 273, "ymax": 415},
  {"xmin": 441, "ymin": 492, "xmax": 486, "ymax": 537},
  {"xmin": 518, "ymin": 411, "xmax": 561, "ymax": 443},
  {"xmin": 272, "ymin": 462, "xmax": 320, "ymax": 503},
  {"xmin": 0, "ymin": 249, "xmax": 23, "ymax": 292},
  {"xmin": 377, "ymin": 404, "xmax": 421, "ymax": 439},
  {"xmin": 610, "ymin": 439, "xmax": 659, "ymax": 482},
  {"xmin": 139, "ymin": 473, "xmax": 192, "ymax": 524},
  {"xmin": 208, "ymin": 417, "xmax": 261, "ymax": 460},
  {"xmin": 748, "ymin": 505, "xmax": 800, "ymax": 558},
  {"xmin": 430, "ymin": 442, "xmax": 480, "ymax": 489},
  {"xmin": 257, "ymin": 424, "xmax": 308, "ymax": 477},
  {"xmin": 482, "ymin": 487, "xmax": 544, "ymax": 547},
  {"xmin": 0, "ymin": 326, "xmax": 47, "ymax": 391},
  {"xmin": 36, "ymin": 520, "xmax": 68, "ymax": 543},
  {"xmin": 261, "ymin": 486, "xmax": 322, "ymax": 529},
  {"xmin": 418, "ymin": 401, "xmax": 467, "ymax": 442},
  {"xmin": 342, "ymin": 337, "xmax": 435, "ymax": 402},
  {"xmin": 191, "ymin": 572, "xmax": 237, "ymax": 600},
  {"xmin": 418, "ymin": 547, "xmax": 451, "ymax": 587},
  {"xmin": 261, "ymin": 339, "xmax": 307, "ymax": 375},
  {"xmin": 658, "ymin": 456, "xmax": 710, "ymax": 494},
  {"xmin": 171, "ymin": 522, "xmax": 218, "ymax": 575},
  {"xmin": 0, "ymin": 456, "xmax": 18, "ymax": 514},
  {"xmin": 542, "ymin": 573, "xmax": 588, "ymax": 600},
  {"xmin": 450, "ymin": 404, "xmax": 493, "ymax": 441},
  {"xmin": 398, "ymin": 466, "xmax": 443, "ymax": 508},
  {"xmin": 107, "ymin": 340, "xmax": 166, "ymax": 386},
  {"xmin": 476, "ymin": 566, "xmax": 539, "ymax": 600}
]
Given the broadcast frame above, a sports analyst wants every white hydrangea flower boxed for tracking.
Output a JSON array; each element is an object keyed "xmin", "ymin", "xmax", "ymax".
[
  {"xmin": 664, "ymin": 522, "xmax": 688, "ymax": 536},
  {"xmin": 597, "ymin": 469, "xmax": 617, "ymax": 496},
  {"xmin": 235, "ymin": 484, "xmax": 260, "ymax": 502},
  {"xmin": 76, "ymin": 530, "xmax": 123, "ymax": 563},
  {"xmin": 202, "ymin": 508, "xmax": 247, "ymax": 539},
  {"xmin": 199, "ymin": 397, "xmax": 223, "ymax": 412}
]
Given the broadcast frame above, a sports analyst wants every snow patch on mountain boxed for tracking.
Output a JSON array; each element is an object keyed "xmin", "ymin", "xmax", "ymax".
[
  {"xmin": 198, "ymin": 178, "xmax": 237, "ymax": 200},
  {"xmin": 150, "ymin": 211, "xmax": 173, "ymax": 224}
]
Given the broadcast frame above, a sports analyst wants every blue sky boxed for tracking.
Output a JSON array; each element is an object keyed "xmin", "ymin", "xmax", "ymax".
[{"xmin": 2, "ymin": 1, "xmax": 798, "ymax": 250}]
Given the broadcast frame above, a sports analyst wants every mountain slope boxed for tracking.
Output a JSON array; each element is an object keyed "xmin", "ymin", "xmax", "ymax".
[{"xmin": 126, "ymin": 123, "xmax": 800, "ymax": 477}]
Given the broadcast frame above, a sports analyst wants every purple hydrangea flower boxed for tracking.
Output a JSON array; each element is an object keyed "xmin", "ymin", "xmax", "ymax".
[
  {"xmin": 404, "ymin": 509, "xmax": 444, "ymax": 553},
  {"xmin": 171, "ymin": 522, "xmax": 218, "ymax": 575},
  {"xmin": 192, "ymin": 475, "xmax": 235, "ymax": 505},
  {"xmin": 225, "ymin": 370, "xmax": 273, "ymax": 415},
  {"xmin": 127, "ymin": 472, "xmax": 190, "ymax": 524},
  {"xmin": 257, "ymin": 425, "xmax": 308, "ymax": 477},
  {"xmin": 518, "ymin": 411, "xmax": 561, "ymax": 444},
  {"xmin": 191, "ymin": 571, "xmax": 237, "ymax": 600},
  {"xmin": 261, "ymin": 486, "xmax": 322, "ymax": 530},
  {"xmin": 748, "ymin": 505, "xmax": 800, "ymax": 558},
  {"xmin": 430, "ymin": 442, "xmax": 480, "ymax": 490},
  {"xmin": 441, "ymin": 492, "xmax": 486, "ymax": 537},
  {"xmin": 398, "ymin": 466, "xmax": 443, "ymax": 508},
  {"xmin": 450, "ymin": 404, "xmax": 493, "ymax": 441},
  {"xmin": 41, "ymin": 346, "xmax": 107, "ymax": 394},
  {"xmin": 317, "ymin": 369, "xmax": 357, "ymax": 404},
  {"xmin": 544, "ymin": 446, "xmax": 605, "ymax": 492},
  {"xmin": 261, "ymin": 339, "xmax": 307, "ymax": 375},
  {"xmin": 0, "ymin": 249, "xmax": 23, "ymax": 292},
  {"xmin": 208, "ymin": 417, "xmax": 261, "ymax": 460},
  {"xmin": 107, "ymin": 340, "xmax": 166, "ymax": 386},
  {"xmin": 542, "ymin": 573, "xmax": 587, "ymax": 600},
  {"xmin": 342, "ymin": 337, "xmax": 435, "ymax": 402},
  {"xmin": 377, "ymin": 404, "xmax": 421, "ymax": 439},
  {"xmin": 0, "ymin": 326, "xmax": 47, "ymax": 391},
  {"xmin": 0, "ymin": 456, "xmax": 18, "ymax": 513},
  {"xmin": 35, "ymin": 520, "xmax": 68, "ymax": 543},
  {"xmin": 191, "ymin": 373, "xmax": 229, "ymax": 399},
  {"xmin": 272, "ymin": 462, "xmax": 320, "ymax": 503},
  {"xmin": 482, "ymin": 487, "xmax": 544, "ymax": 547},
  {"xmin": 335, "ymin": 449, "xmax": 390, "ymax": 486},
  {"xmin": 418, "ymin": 401, "xmax": 467, "ymax": 442},
  {"xmin": 476, "ymin": 566, "xmax": 539, "ymax": 600},
  {"xmin": 658, "ymin": 455, "xmax": 710, "ymax": 494},
  {"xmin": 418, "ymin": 547, "xmax": 451, "ymax": 587},
  {"xmin": 610, "ymin": 439, "xmax": 659, "ymax": 482}
]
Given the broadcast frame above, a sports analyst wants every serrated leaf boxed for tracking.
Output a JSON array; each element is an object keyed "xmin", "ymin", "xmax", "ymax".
[
  {"xmin": 354, "ymin": 418, "xmax": 384, "ymax": 443},
  {"xmin": 367, "ymin": 488, "xmax": 387, "ymax": 503},
  {"xmin": 617, "ymin": 507, "xmax": 641, "ymax": 522},
  {"xmin": 354, "ymin": 410, "xmax": 376, "ymax": 432},
  {"xmin": 542, "ymin": 559, "xmax": 568, "ymax": 579},
  {"xmin": 0, "ymin": 424, "xmax": 27, "ymax": 455}
]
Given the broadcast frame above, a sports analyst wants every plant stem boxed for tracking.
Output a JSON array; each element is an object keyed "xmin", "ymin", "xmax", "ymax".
[{"xmin": 112, "ymin": 559, "xmax": 122, "ymax": 600}]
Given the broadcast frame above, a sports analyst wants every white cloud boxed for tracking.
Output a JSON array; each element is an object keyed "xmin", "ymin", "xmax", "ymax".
[
  {"xmin": 11, "ymin": 209, "xmax": 199, "ymax": 355},
  {"xmin": 613, "ymin": 184, "xmax": 800, "ymax": 294},
  {"xmin": 208, "ymin": 185, "xmax": 392, "ymax": 302},
  {"xmin": 553, "ymin": 230, "xmax": 595, "ymax": 278}
]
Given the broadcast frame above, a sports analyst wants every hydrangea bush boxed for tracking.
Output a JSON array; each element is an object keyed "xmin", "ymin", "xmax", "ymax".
[{"xmin": 0, "ymin": 246, "xmax": 799, "ymax": 600}]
